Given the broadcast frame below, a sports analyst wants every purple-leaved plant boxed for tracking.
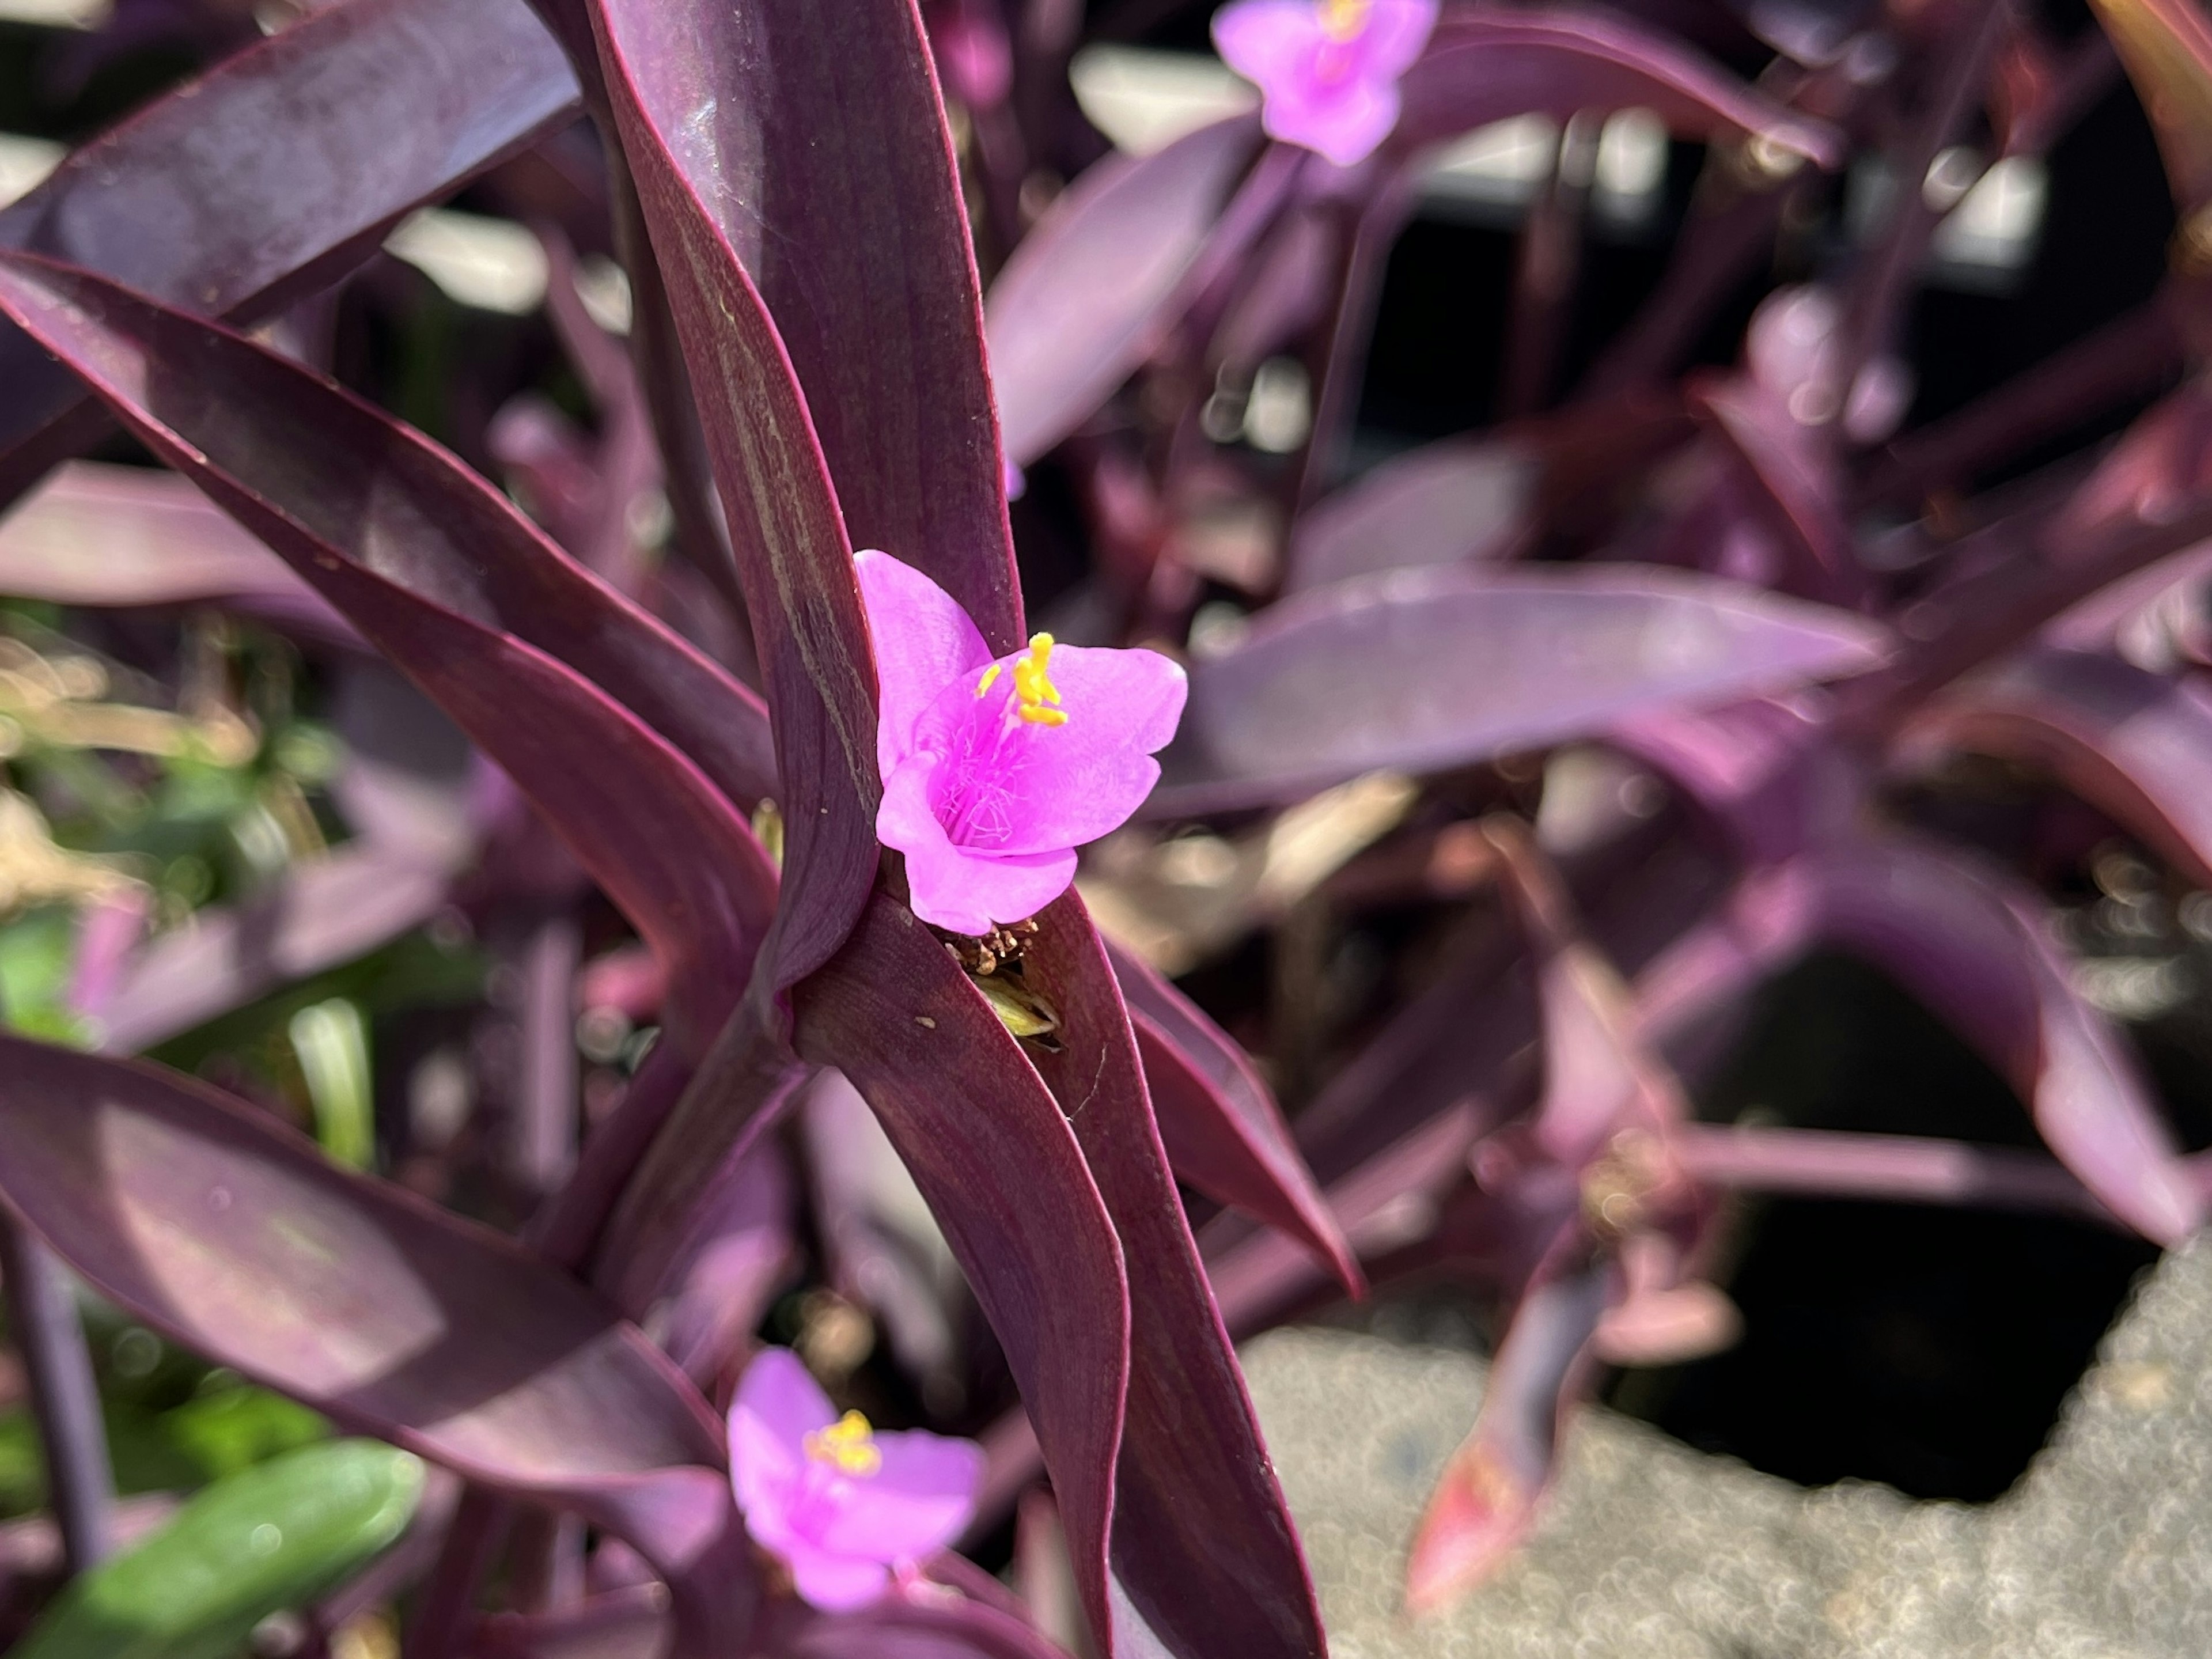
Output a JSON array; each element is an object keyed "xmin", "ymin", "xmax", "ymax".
[{"xmin": 0, "ymin": 0, "xmax": 2206, "ymax": 1649}]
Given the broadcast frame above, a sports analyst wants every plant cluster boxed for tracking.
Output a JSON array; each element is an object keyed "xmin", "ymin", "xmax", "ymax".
[{"xmin": 0, "ymin": 0, "xmax": 2206, "ymax": 1652}]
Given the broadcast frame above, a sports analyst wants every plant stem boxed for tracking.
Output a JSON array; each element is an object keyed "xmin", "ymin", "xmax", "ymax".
[{"xmin": 0, "ymin": 1215, "xmax": 112, "ymax": 1576}]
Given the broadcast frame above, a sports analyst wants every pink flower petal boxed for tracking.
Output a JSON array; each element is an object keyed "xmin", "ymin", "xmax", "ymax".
[
  {"xmin": 880, "ymin": 760, "xmax": 1079, "ymax": 933},
  {"xmin": 911, "ymin": 643, "xmax": 1185, "ymax": 857},
  {"xmin": 855, "ymin": 549, "xmax": 995, "ymax": 778},
  {"xmin": 1268, "ymin": 75, "xmax": 1403, "ymax": 168},
  {"xmin": 817, "ymin": 1430, "xmax": 983, "ymax": 1560},
  {"xmin": 1213, "ymin": 0, "xmax": 1325, "ymax": 87},
  {"xmin": 783, "ymin": 1540, "xmax": 893, "ymax": 1611},
  {"xmin": 729, "ymin": 1349, "xmax": 837, "ymax": 1544}
]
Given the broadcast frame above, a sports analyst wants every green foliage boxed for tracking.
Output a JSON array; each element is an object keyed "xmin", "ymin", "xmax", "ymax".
[{"xmin": 11, "ymin": 1440, "xmax": 422, "ymax": 1659}]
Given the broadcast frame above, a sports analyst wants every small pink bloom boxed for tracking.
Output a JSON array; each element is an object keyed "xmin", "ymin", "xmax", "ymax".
[
  {"xmin": 856, "ymin": 549, "xmax": 1186, "ymax": 935},
  {"xmin": 1213, "ymin": 0, "xmax": 1440, "ymax": 168},
  {"xmin": 729, "ymin": 1347, "xmax": 984, "ymax": 1611}
]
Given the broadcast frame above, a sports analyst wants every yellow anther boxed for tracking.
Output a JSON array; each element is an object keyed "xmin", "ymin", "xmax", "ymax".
[
  {"xmin": 975, "ymin": 663, "xmax": 1003, "ymax": 698},
  {"xmin": 804, "ymin": 1410, "xmax": 882, "ymax": 1477},
  {"xmin": 1319, "ymin": 0, "xmax": 1371, "ymax": 39},
  {"xmin": 1010, "ymin": 633, "xmax": 1068, "ymax": 729}
]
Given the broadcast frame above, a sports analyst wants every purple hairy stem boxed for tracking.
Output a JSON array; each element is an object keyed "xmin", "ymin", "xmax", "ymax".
[{"xmin": 0, "ymin": 1216, "xmax": 112, "ymax": 1576}]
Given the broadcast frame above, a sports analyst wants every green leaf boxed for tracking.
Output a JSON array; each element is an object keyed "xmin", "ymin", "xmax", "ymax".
[{"xmin": 13, "ymin": 1440, "xmax": 422, "ymax": 1659}]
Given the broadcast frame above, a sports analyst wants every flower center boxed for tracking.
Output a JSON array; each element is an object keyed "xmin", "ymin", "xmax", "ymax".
[
  {"xmin": 1318, "ymin": 0, "xmax": 1370, "ymax": 41},
  {"xmin": 804, "ymin": 1410, "xmax": 883, "ymax": 1478},
  {"xmin": 976, "ymin": 634, "xmax": 1068, "ymax": 728}
]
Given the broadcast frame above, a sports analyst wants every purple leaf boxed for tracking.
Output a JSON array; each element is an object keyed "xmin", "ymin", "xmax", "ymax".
[
  {"xmin": 1156, "ymin": 566, "xmax": 1892, "ymax": 811},
  {"xmin": 653, "ymin": 1139, "xmax": 798, "ymax": 1388},
  {"xmin": 790, "ymin": 894, "xmax": 1128, "ymax": 1658},
  {"xmin": 1021, "ymin": 897, "xmax": 1325, "ymax": 1659},
  {"xmin": 1283, "ymin": 436, "xmax": 1533, "ymax": 593},
  {"xmin": 587, "ymin": 0, "xmax": 884, "ymax": 986},
  {"xmin": 1397, "ymin": 9, "xmax": 1843, "ymax": 164},
  {"xmin": 0, "ymin": 461, "xmax": 349, "ymax": 642},
  {"xmin": 0, "ymin": 0, "xmax": 580, "ymax": 499},
  {"xmin": 96, "ymin": 846, "xmax": 453, "ymax": 1055},
  {"xmin": 1685, "ymin": 838, "xmax": 2205, "ymax": 1243},
  {"xmin": 0, "ymin": 1037, "xmax": 752, "ymax": 1651},
  {"xmin": 1691, "ymin": 376, "xmax": 1857, "ymax": 605},
  {"xmin": 1402, "ymin": 1260, "xmax": 1609, "ymax": 1613},
  {"xmin": 1901, "ymin": 649, "xmax": 2212, "ymax": 889},
  {"xmin": 1104, "ymin": 937, "xmax": 1361, "ymax": 1295},
  {"xmin": 625, "ymin": 0, "xmax": 1022, "ymax": 649},
  {"xmin": 802, "ymin": 1069, "xmax": 972, "ymax": 1404},
  {"xmin": 986, "ymin": 118, "xmax": 1265, "ymax": 468},
  {"xmin": 0, "ymin": 253, "xmax": 776, "ymax": 1060}
]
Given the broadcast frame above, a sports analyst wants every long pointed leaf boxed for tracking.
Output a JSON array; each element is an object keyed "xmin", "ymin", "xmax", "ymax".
[
  {"xmin": 640, "ymin": 0, "xmax": 1022, "ymax": 646},
  {"xmin": 0, "ymin": 255, "xmax": 775, "ymax": 1059},
  {"xmin": 1023, "ymin": 897, "xmax": 1325, "ymax": 1659},
  {"xmin": 1717, "ymin": 839, "xmax": 2204, "ymax": 1242},
  {"xmin": 1104, "ymin": 938, "xmax": 1360, "ymax": 1294},
  {"xmin": 790, "ymin": 895, "xmax": 1129, "ymax": 1657},
  {"xmin": 1155, "ymin": 566, "xmax": 1892, "ymax": 812},
  {"xmin": 987, "ymin": 118, "xmax": 1264, "ymax": 468},
  {"xmin": 0, "ymin": 1037, "xmax": 751, "ymax": 1649},
  {"xmin": 1903, "ymin": 649, "xmax": 2212, "ymax": 889},
  {"xmin": 585, "ymin": 0, "xmax": 881, "ymax": 986},
  {"xmin": 1402, "ymin": 1261, "xmax": 1609, "ymax": 1613},
  {"xmin": 0, "ymin": 0, "xmax": 580, "ymax": 497},
  {"xmin": 1399, "ymin": 10, "xmax": 1842, "ymax": 162}
]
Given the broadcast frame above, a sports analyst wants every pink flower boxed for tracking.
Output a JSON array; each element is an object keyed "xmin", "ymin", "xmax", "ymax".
[
  {"xmin": 1213, "ymin": 0, "xmax": 1441, "ymax": 168},
  {"xmin": 729, "ymin": 1347, "xmax": 984, "ymax": 1611},
  {"xmin": 856, "ymin": 548, "xmax": 1186, "ymax": 935}
]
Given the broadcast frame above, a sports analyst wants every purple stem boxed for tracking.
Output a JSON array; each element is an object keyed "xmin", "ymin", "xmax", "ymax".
[
  {"xmin": 406, "ymin": 1486, "xmax": 512, "ymax": 1659},
  {"xmin": 1672, "ymin": 1123, "xmax": 2122, "ymax": 1223},
  {"xmin": 1297, "ymin": 168, "xmax": 1417, "ymax": 506},
  {"xmin": 1499, "ymin": 119, "xmax": 1592, "ymax": 419},
  {"xmin": 0, "ymin": 1215, "xmax": 112, "ymax": 1575},
  {"xmin": 1835, "ymin": 0, "xmax": 2008, "ymax": 388},
  {"xmin": 524, "ymin": 1031, "xmax": 694, "ymax": 1270},
  {"xmin": 1574, "ymin": 172, "xmax": 1798, "ymax": 400},
  {"xmin": 513, "ymin": 912, "xmax": 582, "ymax": 1196},
  {"xmin": 1858, "ymin": 297, "xmax": 2183, "ymax": 510}
]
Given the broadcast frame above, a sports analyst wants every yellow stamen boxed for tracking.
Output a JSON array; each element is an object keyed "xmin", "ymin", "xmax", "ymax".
[
  {"xmin": 1320, "ymin": 0, "xmax": 1371, "ymax": 40},
  {"xmin": 1012, "ymin": 634, "xmax": 1069, "ymax": 728},
  {"xmin": 804, "ymin": 1410, "xmax": 882, "ymax": 1477},
  {"xmin": 975, "ymin": 663, "xmax": 1003, "ymax": 698}
]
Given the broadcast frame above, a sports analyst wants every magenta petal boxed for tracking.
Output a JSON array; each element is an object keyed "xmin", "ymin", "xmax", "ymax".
[
  {"xmin": 817, "ymin": 1430, "xmax": 983, "ymax": 1559},
  {"xmin": 880, "ymin": 762, "xmax": 1079, "ymax": 932},
  {"xmin": 784, "ymin": 1540, "xmax": 893, "ymax": 1611},
  {"xmin": 729, "ymin": 1348, "xmax": 835, "ymax": 1541},
  {"xmin": 912, "ymin": 644, "xmax": 1186, "ymax": 856},
  {"xmin": 1213, "ymin": 0, "xmax": 1324, "ymax": 87},
  {"xmin": 855, "ymin": 549, "xmax": 995, "ymax": 778},
  {"xmin": 1267, "ymin": 74, "xmax": 1402, "ymax": 168}
]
